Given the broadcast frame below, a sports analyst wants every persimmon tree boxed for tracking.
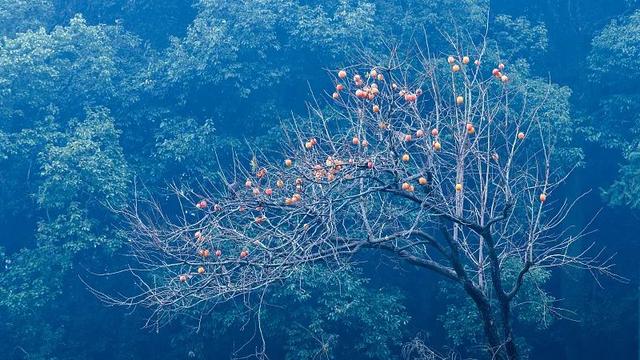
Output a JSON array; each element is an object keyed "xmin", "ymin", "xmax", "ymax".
[{"xmin": 111, "ymin": 38, "xmax": 615, "ymax": 360}]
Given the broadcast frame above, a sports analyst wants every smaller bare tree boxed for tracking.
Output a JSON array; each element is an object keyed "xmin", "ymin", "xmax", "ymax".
[{"xmin": 402, "ymin": 336, "xmax": 458, "ymax": 360}]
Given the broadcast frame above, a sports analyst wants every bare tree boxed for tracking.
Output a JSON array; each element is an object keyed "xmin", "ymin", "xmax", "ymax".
[
  {"xmin": 402, "ymin": 335, "xmax": 458, "ymax": 360},
  {"xmin": 105, "ymin": 37, "xmax": 616, "ymax": 360}
]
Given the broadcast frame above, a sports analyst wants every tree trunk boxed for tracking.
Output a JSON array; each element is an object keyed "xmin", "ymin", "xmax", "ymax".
[
  {"xmin": 461, "ymin": 278, "xmax": 521, "ymax": 360},
  {"xmin": 482, "ymin": 230, "xmax": 520, "ymax": 360},
  {"xmin": 499, "ymin": 299, "xmax": 519, "ymax": 360},
  {"xmin": 462, "ymin": 281, "xmax": 513, "ymax": 360},
  {"xmin": 441, "ymin": 228, "xmax": 519, "ymax": 359}
]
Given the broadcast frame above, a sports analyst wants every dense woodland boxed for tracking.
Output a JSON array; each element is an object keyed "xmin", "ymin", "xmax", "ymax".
[{"xmin": 0, "ymin": 1, "xmax": 638, "ymax": 359}]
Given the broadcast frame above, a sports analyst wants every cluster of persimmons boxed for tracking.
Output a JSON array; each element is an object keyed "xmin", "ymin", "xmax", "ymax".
[{"xmin": 177, "ymin": 55, "xmax": 547, "ymax": 283}]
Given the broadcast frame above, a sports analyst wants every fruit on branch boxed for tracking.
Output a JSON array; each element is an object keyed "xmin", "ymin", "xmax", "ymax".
[
  {"xmin": 404, "ymin": 93, "xmax": 417, "ymax": 102},
  {"xmin": 196, "ymin": 200, "xmax": 207, "ymax": 209},
  {"xmin": 114, "ymin": 41, "xmax": 613, "ymax": 360}
]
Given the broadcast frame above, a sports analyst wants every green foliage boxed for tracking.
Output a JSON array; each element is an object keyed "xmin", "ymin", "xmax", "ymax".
[
  {"xmin": 523, "ymin": 77, "xmax": 583, "ymax": 168},
  {"xmin": 0, "ymin": 14, "xmax": 143, "ymax": 128},
  {"xmin": 189, "ymin": 266, "xmax": 409, "ymax": 359},
  {"xmin": 0, "ymin": 120, "xmax": 60, "ymax": 228},
  {"xmin": 268, "ymin": 267, "xmax": 409, "ymax": 359},
  {"xmin": 292, "ymin": 0, "xmax": 379, "ymax": 56},
  {"xmin": 586, "ymin": 10, "xmax": 640, "ymax": 149},
  {"xmin": 603, "ymin": 144, "xmax": 640, "ymax": 208},
  {"xmin": 0, "ymin": 244, "xmax": 70, "ymax": 315},
  {"xmin": 587, "ymin": 10, "xmax": 640, "ymax": 207},
  {"xmin": 387, "ymin": 0, "xmax": 489, "ymax": 41},
  {"xmin": 159, "ymin": 0, "xmax": 292, "ymax": 93},
  {"xmin": 492, "ymin": 15, "xmax": 548, "ymax": 59},
  {"xmin": 589, "ymin": 11, "xmax": 640, "ymax": 83},
  {"xmin": 39, "ymin": 108, "xmax": 129, "ymax": 209},
  {"xmin": 155, "ymin": 117, "xmax": 226, "ymax": 167},
  {"xmin": 0, "ymin": 0, "xmax": 54, "ymax": 36},
  {"xmin": 156, "ymin": 0, "xmax": 407, "ymax": 96},
  {"xmin": 33, "ymin": 106, "xmax": 129, "ymax": 270},
  {"xmin": 0, "ymin": 108, "xmax": 129, "ymax": 357}
]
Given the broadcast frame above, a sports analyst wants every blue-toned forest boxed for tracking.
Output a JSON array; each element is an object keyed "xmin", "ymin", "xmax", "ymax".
[{"xmin": 0, "ymin": 1, "xmax": 638, "ymax": 359}]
